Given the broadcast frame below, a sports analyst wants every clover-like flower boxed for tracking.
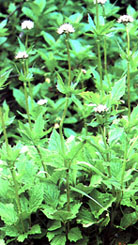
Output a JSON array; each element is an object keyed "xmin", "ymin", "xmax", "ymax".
[
  {"xmin": 94, "ymin": 0, "xmax": 107, "ymax": 4},
  {"xmin": 37, "ymin": 99, "xmax": 48, "ymax": 105},
  {"xmin": 57, "ymin": 23, "xmax": 75, "ymax": 34},
  {"xmin": 21, "ymin": 20, "xmax": 34, "ymax": 30},
  {"xmin": 117, "ymin": 15, "xmax": 134, "ymax": 24},
  {"xmin": 15, "ymin": 51, "xmax": 28, "ymax": 59},
  {"xmin": 94, "ymin": 104, "xmax": 109, "ymax": 113}
]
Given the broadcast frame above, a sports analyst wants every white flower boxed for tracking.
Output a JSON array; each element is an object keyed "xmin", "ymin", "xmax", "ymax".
[
  {"xmin": 94, "ymin": 0, "xmax": 107, "ymax": 4},
  {"xmin": 94, "ymin": 104, "xmax": 109, "ymax": 113},
  {"xmin": 20, "ymin": 146, "xmax": 29, "ymax": 153},
  {"xmin": 117, "ymin": 15, "xmax": 134, "ymax": 24},
  {"xmin": 21, "ymin": 20, "xmax": 34, "ymax": 30},
  {"xmin": 57, "ymin": 23, "xmax": 75, "ymax": 34},
  {"xmin": 37, "ymin": 99, "xmax": 48, "ymax": 105},
  {"xmin": 15, "ymin": 51, "xmax": 28, "ymax": 59},
  {"xmin": 81, "ymin": 69, "xmax": 87, "ymax": 74}
]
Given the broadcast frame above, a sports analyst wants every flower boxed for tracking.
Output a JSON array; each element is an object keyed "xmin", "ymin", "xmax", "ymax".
[
  {"xmin": 21, "ymin": 20, "xmax": 34, "ymax": 30},
  {"xmin": 94, "ymin": 0, "xmax": 107, "ymax": 4},
  {"xmin": 37, "ymin": 99, "xmax": 48, "ymax": 105},
  {"xmin": 15, "ymin": 51, "xmax": 28, "ymax": 59},
  {"xmin": 94, "ymin": 104, "xmax": 109, "ymax": 113},
  {"xmin": 57, "ymin": 23, "xmax": 75, "ymax": 34},
  {"xmin": 81, "ymin": 69, "xmax": 87, "ymax": 74},
  {"xmin": 117, "ymin": 15, "xmax": 134, "ymax": 24}
]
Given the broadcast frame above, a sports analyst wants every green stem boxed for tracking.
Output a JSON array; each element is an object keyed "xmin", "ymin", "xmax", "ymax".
[
  {"xmin": 33, "ymin": 144, "xmax": 48, "ymax": 177},
  {"xmin": 0, "ymin": 107, "xmax": 25, "ymax": 232},
  {"xmin": 96, "ymin": 0, "xmax": 103, "ymax": 94},
  {"xmin": 23, "ymin": 81, "xmax": 32, "ymax": 130},
  {"xmin": 100, "ymin": 126, "xmax": 111, "ymax": 177},
  {"xmin": 65, "ymin": 33, "xmax": 71, "ymax": 87},
  {"xmin": 103, "ymin": 37, "xmax": 110, "ymax": 88},
  {"xmin": 126, "ymin": 26, "xmax": 131, "ymax": 121}
]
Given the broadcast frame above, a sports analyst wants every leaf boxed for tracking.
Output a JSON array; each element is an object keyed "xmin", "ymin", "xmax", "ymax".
[
  {"xmin": 0, "ymin": 240, "xmax": 6, "ymax": 245},
  {"xmin": 120, "ymin": 212, "xmax": 138, "ymax": 229},
  {"xmin": 68, "ymin": 227, "xmax": 82, "ymax": 242},
  {"xmin": 88, "ymin": 14, "xmax": 96, "ymax": 30},
  {"xmin": 13, "ymin": 88, "xmax": 26, "ymax": 109},
  {"xmin": 77, "ymin": 207, "xmax": 96, "ymax": 226},
  {"xmin": 0, "ymin": 203, "xmax": 18, "ymax": 225},
  {"xmin": 29, "ymin": 224, "xmax": 41, "ymax": 235},
  {"xmin": 41, "ymin": 31, "xmax": 55, "ymax": 46},
  {"xmin": 0, "ymin": 68, "xmax": 12, "ymax": 89},
  {"xmin": 29, "ymin": 184, "xmax": 44, "ymax": 213},
  {"xmin": 44, "ymin": 182, "xmax": 60, "ymax": 209},
  {"xmin": 48, "ymin": 221, "xmax": 61, "ymax": 231},
  {"xmin": 56, "ymin": 73, "xmax": 66, "ymax": 94},
  {"xmin": 111, "ymin": 76, "xmax": 126, "ymax": 104},
  {"xmin": 22, "ymin": 7, "xmax": 35, "ymax": 20},
  {"xmin": 48, "ymin": 129, "xmax": 63, "ymax": 154},
  {"xmin": 50, "ymin": 234, "xmax": 66, "ymax": 245},
  {"xmin": 34, "ymin": 0, "xmax": 46, "ymax": 12}
]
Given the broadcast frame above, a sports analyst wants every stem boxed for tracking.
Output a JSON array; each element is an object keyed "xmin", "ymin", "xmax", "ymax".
[
  {"xmin": 126, "ymin": 26, "xmax": 131, "ymax": 121},
  {"xmin": 33, "ymin": 144, "xmax": 48, "ymax": 177},
  {"xmin": 65, "ymin": 33, "xmax": 71, "ymax": 87},
  {"xmin": 100, "ymin": 126, "xmax": 111, "ymax": 177},
  {"xmin": 23, "ymin": 82, "xmax": 32, "ymax": 130},
  {"xmin": 96, "ymin": 0, "xmax": 103, "ymax": 94},
  {"xmin": 0, "ymin": 107, "xmax": 25, "ymax": 232},
  {"xmin": 103, "ymin": 37, "xmax": 110, "ymax": 88}
]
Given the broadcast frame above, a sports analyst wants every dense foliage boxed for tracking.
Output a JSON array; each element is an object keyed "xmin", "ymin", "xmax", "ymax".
[{"xmin": 0, "ymin": 0, "xmax": 138, "ymax": 244}]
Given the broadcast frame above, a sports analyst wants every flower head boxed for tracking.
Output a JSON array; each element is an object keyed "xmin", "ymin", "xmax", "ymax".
[
  {"xmin": 37, "ymin": 99, "xmax": 48, "ymax": 105},
  {"xmin": 57, "ymin": 23, "xmax": 75, "ymax": 35},
  {"xmin": 117, "ymin": 15, "xmax": 134, "ymax": 24},
  {"xmin": 15, "ymin": 51, "xmax": 28, "ymax": 59},
  {"xmin": 21, "ymin": 20, "xmax": 34, "ymax": 30},
  {"xmin": 94, "ymin": 104, "xmax": 109, "ymax": 113},
  {"xmin": 94, "ymin": 0, "xmax": 107, "ymax": 4}
]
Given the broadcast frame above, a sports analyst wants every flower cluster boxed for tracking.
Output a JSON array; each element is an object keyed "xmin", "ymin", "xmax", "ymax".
[
  {"xmin": 57, "ymin": 23, "xmax": 75, "ymax": 35},
  {"xmin": 15, "ymin": 51, "xmax": 28, "ymax": 59},
  {"xmin": 21, "ymin": 20, "xmax": 34, "ymax": 30},
  {"xmin": 37, "ymin": 99, "xmax": 47, "ymax": 105},
  {"xmin": 94, "ymin": 104, "xmax": 109, "ymax": 113},
  {"xmin": 93, "ymin": 0, "xmax": 107, "ymax": 4},
  {"xmin": 117, "ymin": 15, "xmax": 134, "ymax": 24}
]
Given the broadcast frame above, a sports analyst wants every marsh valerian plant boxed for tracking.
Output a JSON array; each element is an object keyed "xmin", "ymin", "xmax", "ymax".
[{"xmin": 0, "ymin": 1, "xmax": 138, "ymax": 244}]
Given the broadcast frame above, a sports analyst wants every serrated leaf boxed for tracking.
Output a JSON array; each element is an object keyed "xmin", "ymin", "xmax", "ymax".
[
  {"xmin": 29, "ymin": 224, "xmax": 41, "ymax": 235},
  {"xmin": 0, "ymin": 203, "xmax": 18, "ymax": 225},
  {"xmin": 68, "ymin": 227, "xmax": 82, "ymax": 242},
  {"xmin": 48, "ymin": 221, "xmax": 61, "ymax": 231},
  {"xmin": 44, "ymin": 182, "xmax": 60, "ymax": 208},
  {"xmin": 17, "ymin": 233, "xmax": 28, "ymax": 242},
  {"xmin": 51, "ymin": 234, "xmax": 66, "ymax": 245},
  {"xmin": 56, "ymin": 73, "xmax": 66, "ymax": 94},
  {"xmin": 34, "ymin": 0, "xmax": 46, "ymax": 13},
  {"xmin": 13, "ymin": 88, "xmax": 26, "ymax": 109},
  {"xmin": 120, "ymin": 212, "xmax": 138, "ymax": 229},
  {"xmin": 29, "ymin": 184, "xmax": 44, "ymax": 213},
  {"xmin": 111, "ymin": 76, "xmax": 126, "ymax": 103},
  {"xmin": 48, "ymin": 129, "xmax": 63, "ymax": 154}
]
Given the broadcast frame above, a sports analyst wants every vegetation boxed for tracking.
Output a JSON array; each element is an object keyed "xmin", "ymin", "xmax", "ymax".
[{"xmin": 0, "ymin": 0, "xmax": 138, "ymax": 244}]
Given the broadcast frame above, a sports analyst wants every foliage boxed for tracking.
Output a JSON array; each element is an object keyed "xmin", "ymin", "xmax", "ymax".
[{"xmin": 0, "ymin": 0, "xmax": 138, "ymax": 244}]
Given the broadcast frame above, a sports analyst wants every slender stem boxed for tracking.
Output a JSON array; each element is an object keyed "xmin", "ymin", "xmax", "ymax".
[
  {"xmin": 23, "ymin": 81, "xmax": 32, "ymax": 130},
  {"xmin": 126, "ymin": 26, "xmax": 131, "ymax": 121},
  {"xmin": 100, "ymin": 126, "xmax": 111, "ymax": 177},
  {"xmin": 103, "ymin": 37, "xmax": 110, "ymax": 88},
  {"xmin": 0, "ymin": 107, "xmax": 25, "ymax": 232},
  {"xmin": 65, "ymin": 34, "xmax": 71, "ymax": 87},
  {"xmin": 33, "ymin": 144, "xmax": 48, "ymax": 177}
]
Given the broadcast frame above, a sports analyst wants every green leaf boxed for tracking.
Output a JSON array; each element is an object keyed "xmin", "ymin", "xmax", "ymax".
[
  {"xmin": 48, "ymin": 221, "xmax": 61, "ymax": 231},
  {"xmin": 34, "ymin": 0, "xmax": 46, "ymax": 13},
  {"xmin": 0, "ymin": 240, "xmax": 6, "ymax": 245},
  {"xmin": 88, "ymin": 14, "xmax": 96, "ymax": 30},
  {"xmin": 0, "ymin": 68, "xmax": 12, "ymax": 89},
  {"xmin": 29, "ymin": 184, "xmax": 44, "ymax": 213},
  {"xmin": 13, "ymin": 88, "xmax": 26, "ymax": 109},
  {"xmin": 22, "ymin": 7, "xmax": 35, "ymax": 20},
  {"xmin": 41, "ymin": 31, "xmax": 55, "ymax": 46},
  {"xmin": 77, "ymin": 207, "xmax": 96, "ymax": 227},
  {"xmin": 0, "ymin": 203, "xmax": 18, "ymax": 225},
  {"xmin": 56, "ymin": 73, "xmax": 66, "ymax": 94},
  {"xmin": 50, "ymin": 234, "xmax": 66, "ymax": 245},
  {"xmin": 29, "ymin": 224, "xmax": 41, "ymax": 235},
  {"xmin": 111, "ymin": 76, "xmax": 126, "ymax": 104},
  {"xmin": 68, "ymin": 227, "xmax": 82, "ymax": 242},
  {"xmin": 120, "ymin": 212, "xmax": 138, "ymax": 229},
  {"xmin": 44, "ymin": 182, "xmax": 60, "ymax": 209},
  {"xmin": 48, "ymin": 129, "xmax": 63, "ymax": 154}
]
